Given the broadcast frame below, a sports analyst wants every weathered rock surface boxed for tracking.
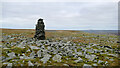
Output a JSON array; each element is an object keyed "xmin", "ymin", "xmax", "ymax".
[
  {"xmin": 34, "ymin": 18, "xmax": 45, "ymax": 40},
  {"xmin": 2, "ymin": 32, "xmax": 119, "ymax": 66}
]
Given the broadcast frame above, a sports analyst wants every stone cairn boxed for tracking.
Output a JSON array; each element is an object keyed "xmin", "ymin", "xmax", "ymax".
[{"xmin": 34, "ymin": 18, "xmax": 45, "ymax": 40}]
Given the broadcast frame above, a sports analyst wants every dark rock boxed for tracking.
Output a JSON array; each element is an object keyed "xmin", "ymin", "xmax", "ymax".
[
  {"xmin": 104, "ymin": 46, "xmax": 112, "ymax": 49},
  {"xmin": 34, "ymin": 54, "xmax": 38, "ymax": 58},
  {"xmin": 34, "ymin": 18, "xmax": 45, "ymax": 40},
  {"xmin": 117, "ymin": 41, "xmax": 120, "ymax": 43}
]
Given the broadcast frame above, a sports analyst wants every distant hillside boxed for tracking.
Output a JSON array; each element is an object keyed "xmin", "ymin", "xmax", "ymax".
[{"xmin": 81, "ymin": 30, "xmax": 118, "ymax": 35}]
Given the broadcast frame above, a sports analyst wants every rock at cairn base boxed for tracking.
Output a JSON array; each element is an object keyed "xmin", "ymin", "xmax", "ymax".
[{"xmin": 34, "ymin": 18, "xmax": 45, "ymax": 40}]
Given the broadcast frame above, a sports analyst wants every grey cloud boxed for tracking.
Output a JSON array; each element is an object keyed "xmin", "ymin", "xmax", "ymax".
[{"xmin": 2, "ymin": 2, "xmax": 117, "ymax": 30}]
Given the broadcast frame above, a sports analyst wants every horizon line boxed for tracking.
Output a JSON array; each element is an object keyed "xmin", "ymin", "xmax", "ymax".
[{"xmin": 0, "ymin": 28, "xmax": 119, "ymax": 30}]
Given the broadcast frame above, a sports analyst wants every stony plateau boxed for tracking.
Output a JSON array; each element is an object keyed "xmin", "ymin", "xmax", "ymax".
[{"xmin": 1, "ymin": 29, "xmax": 119, "ymax": 67}]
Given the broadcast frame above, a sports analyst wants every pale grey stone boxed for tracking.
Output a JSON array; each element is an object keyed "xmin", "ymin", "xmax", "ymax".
[
  {"xmin": 30, "ymin": 46, "xmax": 40, "ymax": 50},
  {"xmin": 83, "ymin": 64, "xmax": 91, "ymax": 66},
  {"xmin": 26, "ymin": 49, "xmax": 31, "ymax": 52},
  {"xmin": 47, "ymin": 46, "xmax": 51, "ymax": 50},
  {"xmin": 42, "ymin": 49, "xmax": 48, "ymax": 55},
  {"xmin": 37, "ymin": 50, "xmax": 42, "ymax": 57},
  {"xmin": 23, "ymin": 60, "xmax": 25, "ymax": 63},
  {"xmin": 93, "ymin": 49, "xmax": 99, "ymax": 53},
  {"xmin": 41, "ymin": 54, "xmax": 51, "ymax": 64},
  {"xmin": 74, "ymin": 57, "xmax": 83, "ymax": 63},
  {"xmin": 83, "ymin": 64, "xmax": 92, "ymax": 68},
  {"xmin": 108, "ymin": 54, "xmax": 118, "ymax": 57},
  {"xmin": 36, "ymin": 43, "xmax": 42, "ymax": 46},
  {"xmin": 28, "ymin": 61, "xmax": 34, "ymax": 66},
  {"xmin": 109, "ymin": 59, "xmax": 114, "ymax": 61},
  {"xmin": 87, "ymin": 49, "xmax": 94, "ymax": 53},
  {"xmin": 66, "ymin": 58, "xmax": 69, "ymax": 60},
  {"xmin": 63, "ymin": 64, "xmax": 69, "ymax": 66},
  {"xmin": 89, "ymin": 55, "xmax": 96, "ymax": 61},
  {"xmin": 98, "ymin": 60, "xmax": 104, "ymax": 64},
  {"xmin": 93, "ymin": 64, "xmax": 97, "ymax": 66},
  {"xmin": 0, "ymin": 45, "xmax": 2, "ymax": 47},
  {"xmin": 7, "ymin": 52, "xmax": 16, "ymax": 59},
  {"xmin": 3, "ymin": 48, "xmax": 10, "ymax": 49},
  {"xmin": 52, "ymin": 54, "xmax": 62, "ymax": 62},
  {"xmin": 105, "ymin": 61, "xmax": 108, "ymax": 64},
  {"xmin": 6, "ymin": 63, "xmax": 12, "ymax": 68},
  {"xmin": 0, "ymin": 56, "xmax": 2, "ymax": 60},
  {"xmin": 105, "ymin": 57, "xmax": 109, "ymax": 60},
  {"xmin": 41, "ymin": 45, "xmax": 45, "ymax": 49},
  {"xmin": 93, "ymin": 60, "xmax": 97, "ymax": 63},
  {"xmin": 53, "ymin": 49, "xmax": 58, "ymax": 54},
  {"xmin": 17, "ymin": 44, "xmax": 25, "ymax": 48},
  {"xmin": 18, "ymin": 54, "xmax": 20, "ymax": 56},
  {"xmin": 20, "ymin": 55, "xmax": 27, "ymax": 59},
  {"xmin": 34, "ymin": 62, "xmax": 39, "ymax": 66},
  {"xmin": 3, "ymin": 62, "xmax": 9, "ymax": 65},
  {"xmin": 85, "ymin": 54, "xmax": 90, "ymax": 59},
  {"xmin": 20, "ymin": 54, "xmax": 33, "ymax": 59},
  {"xmin": 76, "ymin": 52, "xmax": 83, "ymax": 56},
  {"xmin": 30, "ymin": 51, "xmax": 35, "ymax": 58},
  {"xmin": 2, "ymin": 57, "xmax": 11, "ymax": 62}
]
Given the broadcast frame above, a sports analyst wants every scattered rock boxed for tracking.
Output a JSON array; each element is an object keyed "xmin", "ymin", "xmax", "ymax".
[
  {"xmin": 74, "ymin": 57, "xmax": 83, "ymax": 63},
  {"xmin": 7, "ymin": 52, "xmax": 16, "ymax": 59},
  {"xmin": 63, "ymin": 64, "xmax": 69, "ymax": 66},
  {"xmin": 30, "ymin": 46, "xmax": 40, "ymax": 50},
  {"xmin": 2, "ymin": 31, "xmax": 119, "ymax": 66},
  {"xmin": 28, "ymin": 61, "xmax": 34, "ymax": 66},
  {"xmin": 98, "ymin": 60, "xmax": 104, "ymax": 64},
  {"xmin": 41, "ymin": 54, "xmax": 51, "ymax": 64},
  {"xmin": 30, "ymin": 51, "xmax": 35, "ymax": 58},
  {"xmin": 37, "ymin": 50, "xmax": 42, "ymax": 57},
  {"xmin": 93, "ymin": 64, "xmax": 97, "ymax": 66},
  {"xmin": 52, "ymin": 54, "xmax": 62, "ymax": 62}
]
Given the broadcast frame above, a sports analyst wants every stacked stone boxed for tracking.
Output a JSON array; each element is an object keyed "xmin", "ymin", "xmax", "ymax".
[{"xmin": 34, "ymin": 18, "xmax": 45, "ymax": 40}]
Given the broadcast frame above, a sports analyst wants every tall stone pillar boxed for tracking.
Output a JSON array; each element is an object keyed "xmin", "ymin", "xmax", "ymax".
[{"xmin": 34, "ymin": 18, "xmax": 45, "ymax": 40}]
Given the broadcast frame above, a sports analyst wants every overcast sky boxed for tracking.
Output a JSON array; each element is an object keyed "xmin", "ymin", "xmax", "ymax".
[{"xmin": 2, "ymin": 2, "xmax": 118, "ymax": 30}]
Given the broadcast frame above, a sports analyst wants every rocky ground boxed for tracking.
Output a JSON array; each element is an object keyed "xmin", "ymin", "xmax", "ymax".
[{"xmin": 1, "ymin": 29, "xmax": 120, "ymax": 67}]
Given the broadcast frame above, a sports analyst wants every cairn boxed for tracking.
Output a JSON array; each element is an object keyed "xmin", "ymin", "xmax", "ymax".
[{"xmin": 34, "ymin": 18, "xmax": 45, "ymax": 40}]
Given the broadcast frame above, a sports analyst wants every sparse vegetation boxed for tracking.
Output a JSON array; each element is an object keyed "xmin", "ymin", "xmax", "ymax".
[{"xmin": 1, "ymin": 29, "xmax": 119, "ymax": 67}]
